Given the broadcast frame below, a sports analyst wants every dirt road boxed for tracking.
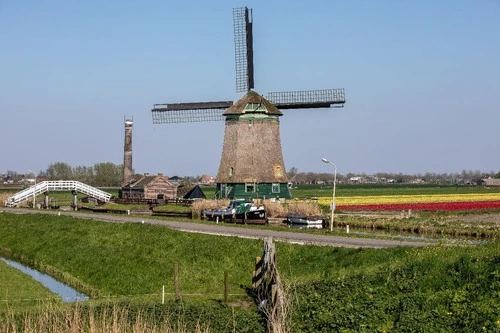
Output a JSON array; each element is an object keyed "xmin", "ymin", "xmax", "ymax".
[{"xmin": 1, "ymin": 208, "xmax": 433, "ymax": 248}]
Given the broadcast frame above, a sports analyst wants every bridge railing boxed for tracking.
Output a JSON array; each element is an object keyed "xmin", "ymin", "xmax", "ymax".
[{"xmin": 4, "ymin": 181, "xmax": 112, "ymax": 207}]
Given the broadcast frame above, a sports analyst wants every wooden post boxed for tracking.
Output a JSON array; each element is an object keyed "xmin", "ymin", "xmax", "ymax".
[
  {"xmin": 271, "ymin": 284, "xmax": 279, "ymax": 320},
  {"xmin": 224, "ymin": 271, "xmax": 229, "ymax": 303},
  {"xmin": 252, "ymin": 256, "xmax": 263, "ymax": 288},
  {"xmin": 173, "ymin": 263, "xmax": 181, "ymax": 301}
]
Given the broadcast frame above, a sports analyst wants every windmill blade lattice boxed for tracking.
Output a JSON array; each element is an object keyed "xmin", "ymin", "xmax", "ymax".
[
  {"xmin": 233, "ymin": 7, "xmax": 254, "ymax": 93},
  {"xmin": 267, "ymin": 89, "xmax": 346, "ymax": 109},
  {"xmin": 152, "ymin": 101, "xmax": 232, "ymax": 124}
]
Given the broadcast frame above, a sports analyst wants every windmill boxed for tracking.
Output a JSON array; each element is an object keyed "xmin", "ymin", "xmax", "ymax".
[{"xmin": 152, "ymin": 7, "xmax": 345, "ymax": 200}]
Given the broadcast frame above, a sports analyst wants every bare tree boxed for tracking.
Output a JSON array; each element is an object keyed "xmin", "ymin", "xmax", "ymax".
[{"xmin": 286, "ymin": 166, "xmax": 298, "ymax": 180}]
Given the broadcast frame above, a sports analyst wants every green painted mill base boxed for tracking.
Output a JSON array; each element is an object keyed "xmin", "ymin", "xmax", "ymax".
[{"xmin": 216, "ymin": 182, "xmax": 291, "ymax": 200}]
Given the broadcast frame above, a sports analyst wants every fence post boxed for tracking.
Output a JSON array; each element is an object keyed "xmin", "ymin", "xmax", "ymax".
[
  {"xmin": 252, "ymin": 237, "xmax": 285, "ymax": 332},
  {"xmin": 271, "ymin": 284, "xmax": 280, "ymax": 324},
  {"xmin": 252, "ymin": 256, "xmax": 263, "ymax": 288},
  {"xmin": 174, "ymin": 263, "xmax": 181, "ymax": 301}
]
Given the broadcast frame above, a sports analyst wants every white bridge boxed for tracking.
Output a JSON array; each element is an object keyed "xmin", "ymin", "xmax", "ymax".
[{"xmin": 4, "ymin": 180, "xmax": 112, "ymax": 207}]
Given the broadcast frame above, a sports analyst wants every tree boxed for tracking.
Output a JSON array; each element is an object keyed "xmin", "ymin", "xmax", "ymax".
[
  {"xmin": 93, "ymin": 162, "xmax": 122, "ymax": 187},
  {"xmin": 4, "ymin": 170, "xmax": 19, "ymax": 182},
  {"xmin": 46, "ymin": 162, "xmax": 73, "ymax": 180},
  {"xmin": 73, "ymin": 166, "xmax": 94, "ymax": 184},
  {"xmin": 287, "ymin": 167, "xmax": 298, "ymax": 180}
]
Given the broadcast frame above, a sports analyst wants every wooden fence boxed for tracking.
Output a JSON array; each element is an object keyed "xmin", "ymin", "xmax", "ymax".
[
  {"xmin": 151, "ymin": 211, "xmax": 192, "ymax": 218},
  {"xmin": 114, "ymin": 197, "xmax": 193, "ymax": 206},
  {"xmin": 252, "ymin": 237, "xmax": 285, "ymax": 332},
  {"xmin": 79, "ymin": 206, "xmax": 129, "ymax": 214}
]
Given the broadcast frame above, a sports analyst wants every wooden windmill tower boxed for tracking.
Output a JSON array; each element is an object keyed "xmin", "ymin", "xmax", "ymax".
[{"xmin": 152, "ymin": 7, "xmax": 345, "ymax": 200}]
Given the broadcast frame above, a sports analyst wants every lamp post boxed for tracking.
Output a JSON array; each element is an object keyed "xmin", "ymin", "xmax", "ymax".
[
  {"xmin": 321, "ymin": 158, "xmax": 337, "ymax": 231},
  {"xmin": 29, "ymin": 170, "xmax": 36, "ymax": 208}
]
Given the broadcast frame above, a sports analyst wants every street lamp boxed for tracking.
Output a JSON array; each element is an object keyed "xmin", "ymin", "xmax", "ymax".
[
  {"xmin": 321, "ymin": 158, "xmax": 337, "ymax": 231},
  {"xmin": 28, "ymin": 170, "xmax": 36, "ymax": 208}
]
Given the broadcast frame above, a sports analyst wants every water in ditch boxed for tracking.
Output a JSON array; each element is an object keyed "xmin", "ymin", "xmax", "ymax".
[{"xmin": 1, "ymin": 257, "xmax": 89, "ymax": 303}]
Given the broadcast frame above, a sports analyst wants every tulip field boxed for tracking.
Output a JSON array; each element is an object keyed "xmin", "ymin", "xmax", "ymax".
[{"xmin": 317, "ymin": 193, "xmax": 500, "ymax": 211}]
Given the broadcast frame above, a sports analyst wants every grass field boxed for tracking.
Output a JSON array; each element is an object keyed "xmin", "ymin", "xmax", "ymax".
[
  {"xmin": 0, "ymin": 211, "xmax": 499, "ymax": 331},
  {"xmin": 0, "ymin": 259, "xmax": 59, "ymax": 312}
]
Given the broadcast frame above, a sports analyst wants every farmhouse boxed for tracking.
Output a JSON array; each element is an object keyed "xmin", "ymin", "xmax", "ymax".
[
  {"xmin": 119, "ymin": 173, "xmax": 177, "ymax": 200},
  {"xmin": 479, "ymin": 178, "xmax": 500, "ymax": 187},
  {"xmin": 199, "ymin": 174, "xmax": 216, "ymax": 185}
]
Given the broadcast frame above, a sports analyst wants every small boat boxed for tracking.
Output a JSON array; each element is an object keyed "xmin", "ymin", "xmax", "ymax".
[
  {"xmin": 202, "ymin": 199, "xmax": 267, "ymax": 224},
  {"xmin": 285, "ymin": 214, "xmax": 325, "ymax": 229}
]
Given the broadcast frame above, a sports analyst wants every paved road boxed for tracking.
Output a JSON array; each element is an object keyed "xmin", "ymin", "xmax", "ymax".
[{"xmin": 1, "ymin": 208, "xmax": 433, "ymax": 248}]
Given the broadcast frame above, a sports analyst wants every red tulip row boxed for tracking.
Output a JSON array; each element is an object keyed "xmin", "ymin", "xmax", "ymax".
[{"xmin": 336, "ymin": 200, "xmax": 500, "ymax": 211}]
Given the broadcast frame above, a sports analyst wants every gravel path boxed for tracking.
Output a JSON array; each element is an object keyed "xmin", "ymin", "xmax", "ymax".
[{"xmin": 1, "ymin": 208, "xmax": 433, "ymax": 248}]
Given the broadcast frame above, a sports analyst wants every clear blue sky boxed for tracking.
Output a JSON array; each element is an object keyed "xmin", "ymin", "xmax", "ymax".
[{"xmin": 1, "ymin": 0, "xmax": 499, "ymax": 177}]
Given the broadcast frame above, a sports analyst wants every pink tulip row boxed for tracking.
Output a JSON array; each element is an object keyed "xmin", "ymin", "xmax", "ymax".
[{"xmin": 337, "ymin": 200, "xmax": 500, "ymax": 211}]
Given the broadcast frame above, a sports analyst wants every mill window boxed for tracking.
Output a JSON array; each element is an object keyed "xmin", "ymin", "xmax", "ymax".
[
  {"xmin": 245, "ymin": 183, "xmax": 255, "ymax": 192},
  {"xmin": 272, "ymin": 183, "xmax": 280, "ymax": 193}
]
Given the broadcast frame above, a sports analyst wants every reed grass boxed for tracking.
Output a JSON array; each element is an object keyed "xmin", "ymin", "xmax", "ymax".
[{"xmin": 0, "ymin": 303, "xmax": 213, "ymax": 333}]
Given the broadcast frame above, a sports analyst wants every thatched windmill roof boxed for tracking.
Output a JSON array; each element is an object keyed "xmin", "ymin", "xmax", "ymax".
[{"xmin": 223, "ymin": 90, "xmax": 283, "ymax": 116}]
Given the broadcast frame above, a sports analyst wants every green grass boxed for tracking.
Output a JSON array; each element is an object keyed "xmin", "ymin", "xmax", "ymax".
[
  {"xmin": 289, "ymin": 243, "xmax": 500, "ymax": 332},
  {"xmin": 0, "ymin": 213, "xmax": 262, "ymax": 298},
  {"xmin": 0, "ymin": 212, "xmax": 499, "ymax": 331},
  {"xmin": 0, "ymin": 260, "xmax": 59, "ymax": 313}
]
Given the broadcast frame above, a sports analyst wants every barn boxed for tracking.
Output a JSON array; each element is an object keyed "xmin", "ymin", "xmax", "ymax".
[
  {"xmin": 119, "ymin": 173, "xmax": 177, "ymax": 200},
  {"xmin": 479, "ymin": 178, "xmax": 500, "ymax": 187}
]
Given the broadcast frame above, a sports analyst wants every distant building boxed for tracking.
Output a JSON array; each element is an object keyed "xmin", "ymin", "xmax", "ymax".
[
  {"xmin": 349, "ymin": 176, "xmax": 362, "ymax": 182},
  {"xmin": 168, "ymin": 176, "xmax": 182, "ymax": 185},
  {"xmin": 119, "ymin": 173, "xmax": 177, "ymax": 200},
  {"xmin": 479, "ymin": 178, "xmax": 500, "ymax": 187},
  {"xmin": 199, "ymin": 175, "xmax": 216, "ymax": 185}
]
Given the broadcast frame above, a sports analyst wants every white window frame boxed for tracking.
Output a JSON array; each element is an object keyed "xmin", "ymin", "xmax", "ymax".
[{"xmin": 245, "ymin": 183, "xmax": 256, "ymax": 192}]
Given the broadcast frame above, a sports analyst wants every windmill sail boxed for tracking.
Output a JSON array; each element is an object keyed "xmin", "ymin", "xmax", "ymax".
[
  {"xmin": 152, "ymin": 101, "xmax": 233, "ymax": 124},
  {"xmin": 233, "ymin": 7, "xmax": 254, "ymax": 92},
  {"xmin": 151, "ymin": 7, "xmax": 346, "ymax": 125},
  {"xmin": 267, "ymin": 89, "xmax": 346, "ymax": 109}
]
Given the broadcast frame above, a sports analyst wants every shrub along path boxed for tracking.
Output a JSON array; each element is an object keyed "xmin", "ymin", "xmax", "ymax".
[{"xmin": 2, "ymin": 207, "xmax": 431, "ymax": 248}]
